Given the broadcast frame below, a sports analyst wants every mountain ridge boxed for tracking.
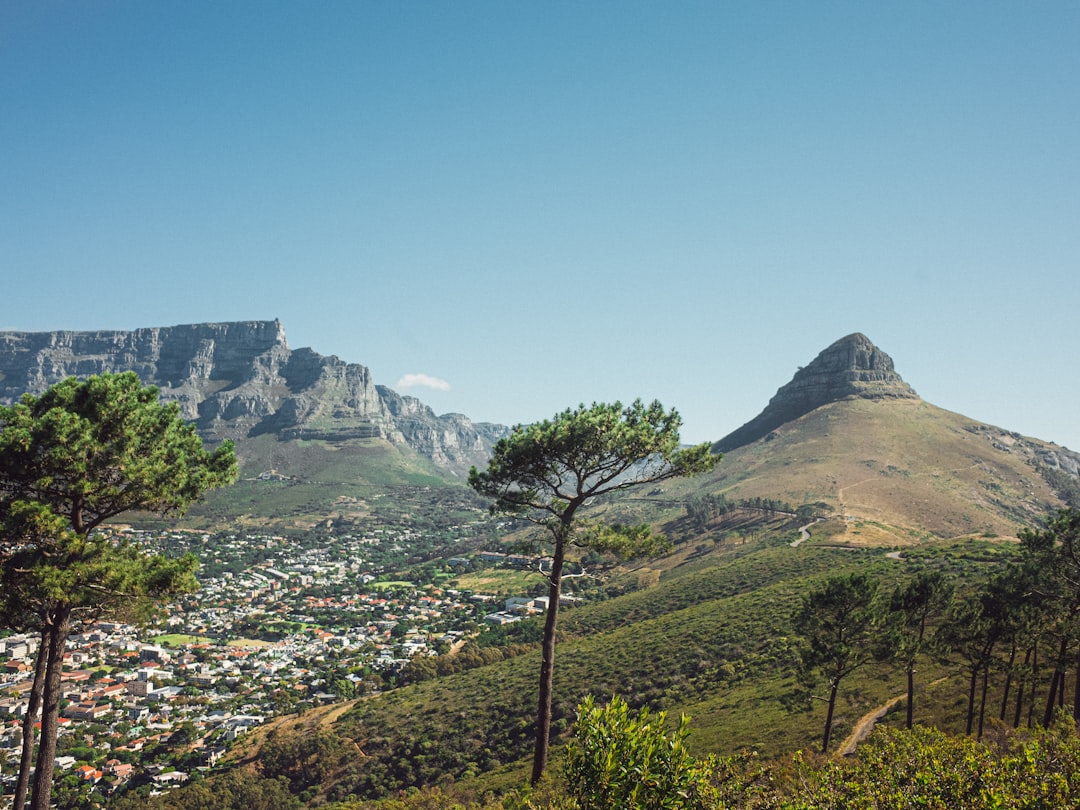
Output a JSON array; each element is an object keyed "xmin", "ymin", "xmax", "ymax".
[
  {"xmin": 0, "ymin": 320, "xmax": 506, "ymax": 474},
  {"xmin": 2, "ymin": 323, "xmax": 1076, "ymax": 536}
]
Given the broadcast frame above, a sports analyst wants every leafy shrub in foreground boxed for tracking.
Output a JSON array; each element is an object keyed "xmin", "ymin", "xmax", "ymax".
[{"xmin": 564, "ymin": 695, "xmax": 716, "ymax": 810}]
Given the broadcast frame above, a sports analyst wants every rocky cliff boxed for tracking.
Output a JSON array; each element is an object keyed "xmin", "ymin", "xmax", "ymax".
[
  {"xmin": 716, "ymin": 333, "xmax": 920, "ymax": 453},
  {"xmin": 0, "ymin": 320, "xmax": 504, "ymax": 473}
]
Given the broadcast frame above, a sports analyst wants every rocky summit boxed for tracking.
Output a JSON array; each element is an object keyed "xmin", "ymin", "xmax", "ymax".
[
  {"xmin": 716, "ymin": 333, "xmax": 920, "ymax": 452},
  {"xmin": 0, "ymin": 320, "xmax": 505, "ymax": 473}
]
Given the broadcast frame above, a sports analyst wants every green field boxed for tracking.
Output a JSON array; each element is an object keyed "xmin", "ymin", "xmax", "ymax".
[
  {"xmin": 447, "ymin": 568, "xmax": 542, "ymax": 595},
  {"xmin": 151, "ymin": 634, "xmax": 213, "ymax": 646},
  {"xmin": 367, "ymin": 580, "xmax": 416, "ymax": 590}
]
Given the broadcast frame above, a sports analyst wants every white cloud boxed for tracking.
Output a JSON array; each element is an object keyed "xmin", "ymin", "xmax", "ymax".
[{"xmin": 396, "ymin": 373, "xmax": 451, "ymax": 392}]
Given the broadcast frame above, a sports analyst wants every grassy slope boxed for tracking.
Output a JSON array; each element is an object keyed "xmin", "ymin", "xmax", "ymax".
[
  {"xmin": 175, "ymin": 433, "xmax": 467, "ymax": 530},
  {"xmin": 301, "ymin": 538, "xmax": 926, "ymax": 801},
  {"xmin": 665, "ymin": 398, "xmax": 1065, "ymax": 542}
]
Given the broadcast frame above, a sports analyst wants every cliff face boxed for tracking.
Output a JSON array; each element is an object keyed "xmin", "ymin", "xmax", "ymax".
[
  {"xmin": 716, "ymin": 333, "xmax": 920, "ymax": 452},
  {"xmin": 0, "ymin": 320, "xmax": 503, "ymax": 472}
]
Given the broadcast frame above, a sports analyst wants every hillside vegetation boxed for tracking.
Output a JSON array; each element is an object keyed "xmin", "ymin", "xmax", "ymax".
[
  {"xmin": 204, "ymin": 525, "xmax": 1020, "ymax": 806},
  {"xmin": 670, "ymin": 398, "xmax": 1070, "ymax": 541}
]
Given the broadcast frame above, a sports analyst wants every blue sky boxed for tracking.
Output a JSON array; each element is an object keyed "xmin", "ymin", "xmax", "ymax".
[{"xmin": 2, "ymin": 2, "xmax": 1078, "ymax": 450}]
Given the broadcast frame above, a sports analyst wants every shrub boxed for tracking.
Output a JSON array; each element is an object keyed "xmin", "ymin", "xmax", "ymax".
[{"xmin": 563, "ymin": 695, "xmax": 715, "ymax": 810}]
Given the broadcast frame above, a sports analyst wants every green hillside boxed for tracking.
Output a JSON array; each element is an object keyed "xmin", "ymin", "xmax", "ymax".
[
  {"xmin": 169, "ymin": 433, "xmax": 476, "ymax": 531},
  {"xmin": 218, "ymin": 527, "xmax": 1014, "ymax": 806}
]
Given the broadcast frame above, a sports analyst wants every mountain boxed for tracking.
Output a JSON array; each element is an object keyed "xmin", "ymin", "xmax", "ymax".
[
  {"xmin": 716, "ymin": 332, "xmax": 919, "ymax": 453},
  {"xmin": 691, "ymin": 333, "xmax": 1080, "ymax": 540},
  {"xmin": 0, "ymin": 320, "xmax": 506, "ymax": 475},
  {"xmin": 2, "ymin": 325, "xmax": 1076, "ymax": 538}
]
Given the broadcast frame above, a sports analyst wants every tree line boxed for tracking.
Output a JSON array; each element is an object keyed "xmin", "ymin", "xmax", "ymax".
[
  {"xmin": 794, "ymin": 507, "xmax": 1080, "ymax": 753},
  {"xmin": 684, "ymin": 493, "xmax": 805, "ymax": 530}
]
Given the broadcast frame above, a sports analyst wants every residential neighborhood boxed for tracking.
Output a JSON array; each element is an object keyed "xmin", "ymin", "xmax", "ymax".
[{"xmin": 0, "ymin": 522, "xmax": 572, "ymax": 806}]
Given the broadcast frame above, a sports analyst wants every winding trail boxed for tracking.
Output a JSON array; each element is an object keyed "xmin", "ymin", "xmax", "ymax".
[{"xmin": 790, "ymin": 518, "xmax": 823, "ymax": 547}]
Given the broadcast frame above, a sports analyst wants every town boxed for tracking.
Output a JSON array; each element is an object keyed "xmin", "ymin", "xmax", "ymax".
[{"xmin": 0, "ymin": 521, "xmax": 586, "ymax": 807}]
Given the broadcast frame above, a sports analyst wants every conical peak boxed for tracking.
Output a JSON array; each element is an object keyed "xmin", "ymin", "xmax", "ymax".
[{"xmin": 715, "ymin": 334, "xmax": 919, "ymax": 452}]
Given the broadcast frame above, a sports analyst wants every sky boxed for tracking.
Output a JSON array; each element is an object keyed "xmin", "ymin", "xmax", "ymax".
[{"xmin": 2, "ymin": 2, "xmax": 1078, "ymax": 450}]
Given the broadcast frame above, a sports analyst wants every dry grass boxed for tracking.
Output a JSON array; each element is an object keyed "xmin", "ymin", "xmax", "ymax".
[{"xmin": 666, "ymin": 398, "xmax": 1065, "ymax": 544}]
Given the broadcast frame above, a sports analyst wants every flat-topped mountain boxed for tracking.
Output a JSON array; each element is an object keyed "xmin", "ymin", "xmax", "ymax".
[{"xmin": 0, "ymin": 320, "xmax": 504, "ymax": 475}]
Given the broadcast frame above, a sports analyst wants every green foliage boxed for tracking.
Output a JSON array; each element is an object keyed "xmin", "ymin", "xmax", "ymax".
[
  {"xmin": 880, "ymin": 571, "xmax": 954, "ymax": 728},
  {"xmin": 793, "ymin": 572, "xmax": 884, "ymax": 752},
  {"xmin": 333, "ymin": 707, "xmax": 1080, "ymax": 810},
  {"xmin": 794, "ymin": 573, "xmax": 882, "ymax": 680},
  {"xmin": 564, "ymin": 695, "xmax": 716, "ymax": 810},
  {"xmin": 258, "ymin": 727, "xmax": 348, "ymax": 793},
  {"xmin": 788, "ymin": 719, "xmax": 1080, "ymax": 809},
  {"xmin": 0, "ymin": 371, "xmax": 237, "ymax": 532},
  {"xmin": 684, "ymin": 494, "xmax": 733, "ymax": 530},
  {"xmin": 112, "ymin": 768, "xmax": 300, "ymax": 810},
  {"xmin": 0, "ymin": 504, "xmax": 200, "ymax": 626},
  {"xmin": 578, "ymin": 522, "xmax": 672, "ymax": 559},
  {"xmin": 469, "ymin": 399, "xmax": 717, "ymax": 528}
]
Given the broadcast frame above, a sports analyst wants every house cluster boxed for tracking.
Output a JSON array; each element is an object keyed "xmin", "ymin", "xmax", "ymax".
[
  {"xmin": 0, "ymin": 523, "xmax": 578, "ymax": 802},
  {"xmin": 0, "ymin": 627, "xmax": 242, "ymax": 798}
]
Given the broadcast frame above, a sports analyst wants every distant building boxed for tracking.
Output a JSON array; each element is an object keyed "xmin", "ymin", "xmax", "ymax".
[{"xmin": 484, "ymin": 612, "xmax": 522, "ymax": 625}]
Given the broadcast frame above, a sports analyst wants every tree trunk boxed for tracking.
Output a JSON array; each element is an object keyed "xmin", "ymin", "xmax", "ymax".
[
  {"xmin": 14, "ymin": 627, "xmax": 48, "ymax": 810},
  {"xmin": 965, "ymin": 667, "xmax": 978, "ymax": 736},
  {"xmin": 1074, "ymin": 643, "xmax": 1080, "ymax": 722},
  {"xmin": 1044, "ymin": 637, "xmax": 1068, "ymax": 727},
  {"xmin": 30, "ymin": 606, "xmax": 71, "ymax": 810},
  {"xmin": 1028, "ymin": 642, "xmax": 1039, "ymax": 728},
  {"xmin": 531, "ymin": 534, "xmax": 566, "ymax": 785},
  {"xmin": 999, "ymin": 643, "xmax": 1017, "ymax": 722},
  {"xmin": 822, "ymin": 678, "xmax": 839, "ymax": 754},
  {"xmin": 1044, "ymin": 670, "xmax": 1062, "ymax": 727},
  {"xmin": 977, "ymin": 664, "xmax": 990, "ymax": 739},
  {"xmin": 906, "ymin": 665, "xmax": 915, "ymax": 729},
  {"xmin": 1013, "ymin": 648, "xmax": 1031, "ymax": 728}
]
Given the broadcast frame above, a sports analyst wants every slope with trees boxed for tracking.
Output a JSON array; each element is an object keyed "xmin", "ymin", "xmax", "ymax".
[{"xmin": 792, "ymin": 572, "xmax": 884, "ymax": 753}]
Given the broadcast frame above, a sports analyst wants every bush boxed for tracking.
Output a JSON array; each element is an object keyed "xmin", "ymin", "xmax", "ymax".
[{"xmin": 563, "ymin": 695, "xmax": 715, "ymax": 810}]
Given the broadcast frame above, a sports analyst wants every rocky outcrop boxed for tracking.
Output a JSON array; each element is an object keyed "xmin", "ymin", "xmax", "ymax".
[
  {"xmin": 0, "ymin": 320, "xmax": 503, "ymax": 472},
  {"xmin": 716, "ymin": 333, "xmax": 919, "ymax": 452}
]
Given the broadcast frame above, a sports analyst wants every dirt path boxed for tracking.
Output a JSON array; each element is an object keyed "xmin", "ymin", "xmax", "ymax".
[
  {"xmin": 790, "ymin": 518, "xmax": 823, "ymax": 547},
  {"xmin": 838, "ymin": 693, "xmax": 906, "ymax": 755},
  {"xmin": 838, "ymin": 676, "xmax": 949, "ymax": 755}
]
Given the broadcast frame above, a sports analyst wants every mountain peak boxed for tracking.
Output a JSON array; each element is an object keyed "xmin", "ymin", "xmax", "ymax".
[{"xmin": 716, "ymin": 333, "xmax": 919, "ymax": 452}]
